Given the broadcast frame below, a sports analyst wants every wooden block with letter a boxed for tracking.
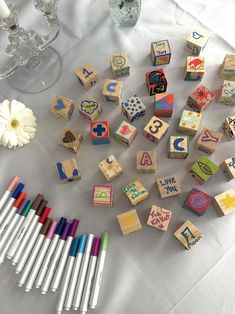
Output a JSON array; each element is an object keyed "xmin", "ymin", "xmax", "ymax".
[
  {"xmin": 151, "ymin": 40, "xmax": 171, "ymax": 66},
  {"xmin": 168, "ymin": 135, "xmax": 189, "ymax": 159},
  {"xmin": 156, "ymin": 174, "xmax": 181, "ymax": 198},
  {"xmin": 189, "ymin": 155, "xmax": 218, "ymax": 184},
  {"xmin": 51, "ymin": 96, "xmax": 74, "ymax": 121},
  {"xmin": 195, "ymin": 128, "xmax": 222, "ymax": 155},
  {"xmin": 220, "ymin": 156, "xmax": 235, "ymax": 181},
  {"xmin": 174, "ymin": 220, "xmax": 203, "ymax": 250},
  {"xmin": 183, "ymin": 188, "xmax": 212, "ymax": 216},
  {"xmin": 184, "ymin": 56, "xmax": 205, "ymax": 81},
  {"xmin": 59, "ymin": 129, "xmax": 82, "ymax": 153},
  {"xmin": 154, "ymin": 93, "xmax": 174, "ymax": 117},
  {"xmin": 144, "ymin": 116, "xmax": 169, "ymax": 143},
  {"xmin": 113, "ymin": 119, "xmax": 138, "ymax": 147},
  {"xmin": 56, "ymin": 158, "xmax": 81, "ymax": 183},
  {"xmin": 75, "ymin": 64, "xmax": 99, "ymax": 90},
  {"xmin": 90, "ymin": 121, "xmax": 110, "ymax": 145},
  {"xmin": 185, "ymin": 29, "xmax": 209, "ymax": 56},
  {"xmin": 98, "ymin": 155, "xmax": 123, "ymax": 181},
  {"xmin": 220, "ymin": 54, "xmax": 235, "ymax": 81},
  {"xmin": 187, "ymin": 85, "xmax": 215, "ymax": 112},
  {"xmin": 147, "ymin": 205, "xmax": 172, "ymax": 231},
  {"xmin": 213, "ymin": 189, "xmax": 235, "ymax": 216},
  {"xmin": 102, "ymin": 79, "xmax": 123, "ymax": 105},
  {"xmin": 110, "ymin": 52, "xmax": 130, "ymax": 77},
  {"xmin": 178, "ymin": 110, "xmax": 202, "ymax": 136},
  {"xmin": 146, "ymin": 69, "xmax": 167, "ymax": 96},
  {"xmin": 218, "ymin": 80, "xmax": 235, "ymax": 106},
  {"xmin": 222, "ymin": 116, "xmax": 235, "ymax": 140},
  {"xmin": 123, "ymin": 180, "xmax": 149, "ymax": 206},
  {"xmin": 78, "ymin": 97, "xmax": 103, "ymax": 120},
  {"xmin": 136, "ymin": 150, "xmax": 156, "ymax": 173},
  {"xmin": 117, "ymin": 209, "xmax": 142, "ymax": 236},
  {"xmin": 92, "ymin": 185, "xmax": 113, "ymax": 207}
]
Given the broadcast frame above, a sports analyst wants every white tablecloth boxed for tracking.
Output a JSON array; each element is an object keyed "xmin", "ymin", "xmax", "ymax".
[{"xmin": 0, "ymin": 1, "xmax": 235, "ymax": 314}]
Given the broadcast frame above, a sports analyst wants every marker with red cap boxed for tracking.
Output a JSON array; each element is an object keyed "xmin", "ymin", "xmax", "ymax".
[
  {"xmin": 0, "ymin": 182, "xmax": 25, "ymax": 225},
  {"xmin": 15, "ymin": 205, "xmax": 51, "ymax": 273},
  {"xmin": 0, "ymin": 176, "xmax": 19, "ymax": 212},
  {"xmin": 18, "ymin": 218, "xmax": 52, "ymax": 288},
  {"xmin": 51, "ymin": 219, "xmax": 79, "ymax": 293}
]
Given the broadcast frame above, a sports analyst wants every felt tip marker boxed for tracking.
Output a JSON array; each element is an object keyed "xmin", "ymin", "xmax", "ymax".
[
  {"xmin": 18, "ymin": 218, "xmax": 52, "ymax": 288},
  {"xmin": 89, "ymin": 232, "xmax": 110, "ymax": 309},
  {"xmin": 7, "ymin": 194, "xmax": 44, "ymax": 260},
  {"xmin": 16, "ymin": 205, "xmax": 51, "ymax": 274},
  {"xmin": 73, "ymin": 233, "xmax": 94, "ymax": 310},
  {"xmin": 41, "ymin": 222, "xmax": 70, "ymax": 295},
  {"xmin": 80, "ymin": 237, "xmax": 101, "ymax": 314},
  {"xmin": 64, "ymin": 234, "xmax": 88, "ymax": 311},
  {"xmin": 0, "ymin": 176, "xmax": 19, "ymax": 213},
  {"xmin": 0, "ymin": 182, "xmax": 24, "ymax": 225},
  {"xmin": 51, "ymin": 219, "xmax": 79, "ymax": 293},
  {"xmin": 35, "ymin": 217, "xmax": 67, "ymax": 289},
  {"xmin": 24, "ymin": 220, "xmax": 58, "ymax": 292},
  {"xmin": 56, "ymin": 237, "xmax": 80, "ymax": 314}
]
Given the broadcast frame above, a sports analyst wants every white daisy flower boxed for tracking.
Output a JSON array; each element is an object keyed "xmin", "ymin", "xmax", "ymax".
[{"xmin": 0, "ymin": 99, "xmax": 37, "ymax": 149}]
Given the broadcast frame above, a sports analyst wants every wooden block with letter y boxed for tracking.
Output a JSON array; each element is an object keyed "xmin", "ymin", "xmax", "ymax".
[{"xmin": 195, "ymin": 128, "xmax": 222, "ymax": 155}]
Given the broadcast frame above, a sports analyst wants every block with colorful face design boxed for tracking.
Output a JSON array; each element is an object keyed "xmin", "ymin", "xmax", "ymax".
[
  {"xmin": 184, "ymin": 56, "xmax": 205, "ymax": 81},
  {"xmin": 187, "ymin": 85, "xmax": 215, "ymax": 112},
  {"xmin": 113, "ymin": 119, "xmax": 138, "ymax": 147},
  {"xmin": 110, "ymin": 53, "xmax": 130, "ymax": 78},
  {"xmin": 122, "ymin": 95, "xmax": 145, "ymax": 122}
]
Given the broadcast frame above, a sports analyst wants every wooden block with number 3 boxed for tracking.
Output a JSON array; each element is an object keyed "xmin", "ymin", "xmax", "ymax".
[
  {"xmin": 75, "ymin": 64, "xmax": 99, "ymax": 90},
  {"xmin": 136, "ymin": 150, "xmax": 156, "ymax": 173},
  {"xmin": 144, "ymin": 116, "xmax": 169, "ymax": 143}
]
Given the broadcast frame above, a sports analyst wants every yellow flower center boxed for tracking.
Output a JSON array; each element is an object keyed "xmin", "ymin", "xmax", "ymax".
[{"xmin": 10, "ymin": 119, "xmax": 19, "ymax": 129}]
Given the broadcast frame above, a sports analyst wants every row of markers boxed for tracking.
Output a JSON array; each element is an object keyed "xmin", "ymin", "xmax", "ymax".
[{"xmin": 0, "ymin": 176, "xmax": 110, "ymax": 314}]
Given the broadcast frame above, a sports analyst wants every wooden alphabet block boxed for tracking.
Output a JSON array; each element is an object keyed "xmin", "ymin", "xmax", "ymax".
[
  {"xmin": 98, "ymin": 155, "xmax": 123, "ymax": 181},
  {"xmin": 220, "ymin": 54, "xmax": 235, "ymax": 81},
  {"xmin": 147, "ymin": 205, "xmax": 172, "ymax": 231},
  {"xmin": 187, "ymin": 85, "xmax": 215, "ymax": 112},
  {"xmin": 183, "ymin": 188, "xmax": 212, "ymax": 216},
  {"xmin": 102, "ymin": 79, "xmax": 123, "ymax": 105},
  {"xmin": 51, "ymin": 96, "xmax": 74, "ymax": 121},
  {"xmin": 90, "ymin": 121, "xmax": 110, "ymax": 145},
  {"xmin": 78, "ymin": 97, "xmax": 103, "ymax": 120},
  {"xmin": 75, "ymin": 64, "xmax": 99, "ymax": 90},
  {"xmin": 117, "ymin": 209, "xmax": 142, "ymax": 236},
  {"xmin": 56, "ymin": 158, "xmax": 81, "ymax": 183},
  {"xmin": 113, "ymin": 119, "xmax": 138, "ymax": 147},
  {"xmin": 174, "ymin": 220, "xmax": 203, "ymax": 250},
  {"xmin": 154, "ymin": 93, "xmax": 174, "ymax": 117},
  {"xmin": 136, "ymin": 150, "xmax": 156, "ymax": 173},
  {"xmin": 168, "ymin": 136, "xmax": 189, "ymax": 159},
  {"xmin": 220, "ymin": 156, "xmax": 235, "ymax": 181},
  {"xmin": 156, "ymin": 175, "xmax": 181, "ymax": 198},
  {"xmin": 92, "ymin": 185, "xmax": 113, "ymax": 207},
  {"xmin": 184, "ymin": 56, "xmax": 205, "ymax": 81},
  {"xmin": 190, "ymin": 155, "xmax": 218, "ymax": 184},
  {"xmin": 146, "ymin": 69, "xmax": 167, "ymax": 96},
  {"xmin": 195, "ymin": 128, "xmax": 222, "ymax": 155},
  {"xmin": 219, "ymin": 80, "xmax": 235, "ymax": 106},
  {"xmin": 123, "ymin": 180, "xmax": 149, "ymax": 206},
  {"xmin": 59, "ymin": 129, "xmax": 82, "ymax": 153},
  {"xmin": 185, "ymin": 29, "xmax": 209, "ymax": 56},
  {"xmin": 110, "ymin": 53, "xmax": 130, "ymax": 77},
  {"xmin": 144, "ymin": 116, "xmax": 169, "ymax": 143},
  {"xmin": 222, "ymin": 116, "xmax": 235, "ymax": 140},
  {"xmin": 151, "ymin": 40, "xmax": 171, "ymax": 66},
  {"xmin": 178, "ymin": 110, "xmax": 202, "ymax": 136},
  {"xmin": 121, "ymin": 95, "xmax": 145, "ymax": 122},
  {"xmin": 213, "ymin": 189, "xmax": 235, "ymax": 216}
]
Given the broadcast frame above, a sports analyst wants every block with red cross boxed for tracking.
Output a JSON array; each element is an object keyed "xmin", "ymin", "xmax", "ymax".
[{"xmin": 90, "ymin": 121, "xmax": 110, "ymax": 145}]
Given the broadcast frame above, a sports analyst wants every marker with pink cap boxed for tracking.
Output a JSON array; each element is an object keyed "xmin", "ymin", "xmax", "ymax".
[{"xmin": 0, "ymin": 176, "xmax": 19, "ymax": 213}]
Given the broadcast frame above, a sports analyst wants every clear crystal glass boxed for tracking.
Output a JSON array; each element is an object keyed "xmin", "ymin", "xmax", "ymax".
[{"xmin": 109, "ymin": 0, "xmax": 141, "ymax": 27}]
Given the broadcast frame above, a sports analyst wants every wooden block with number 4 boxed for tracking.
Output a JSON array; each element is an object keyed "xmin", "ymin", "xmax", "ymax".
[
  {"xmin": 75, "ymin": 64, "xmax": 99, "ymax": 90},
  {"xmin": 147, "ymin": 205, "xmax": 172, "ymax": 231},
  {"xmin": 144, "ymin": 116, "xmax": 169, "ymax": 143},
  {"xmin": 117, "ymin": 209, "xmax": 142, "ymax": 236},
  {"xmin": 136, "ymin": 151, "xmax": 156, "ymax": 173}
]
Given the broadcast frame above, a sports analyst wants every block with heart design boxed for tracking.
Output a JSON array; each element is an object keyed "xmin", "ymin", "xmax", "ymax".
[
  {"xmin": 78, "ymin": 97, "xmax": 103, "ymax": 120},
  {"xmin": 156, "ymin": 175, "xmax": 181, "ymax": 198},
  {"xmin": 213, "ymin": 189, "xmax": 235, "ymax": 216},
  {"xmin": 123, "ymin": 180, "xmax": 149, "ymax": 206},
  {"xmin": 189, "ymin": 155, "xmax": 218, "ymax": 184},
  {"xmin": 102, "ymin": 79, "xmax": 123, "ymax": 105},
  {"xmin": 146, "ymin": 69, "xmax": 167, "ymax": 96},
  {"xmin": 144, "ymin": 116, "xmax": 169, "ymax": 143},
  {"xmin": 92, "ymin": 185, "xmax": 113, "ymax": 207},
  {"xmin": 184, "ymin": 56, "xmax": 205, "ymax": 81},
  {"xmin": 222, "ymin": 115, "xmax": 235, "ymax": 140},
  {"xmin": 113, "ymin": 119, "xmax": 138, "ymax": 147},
  {"xmin": 75, "ymin": 64, "xmax": 99, "ymax": 90},
  {"xmin": 220, "ymin": 54, "xmax": 235, "ymax": 81},
  {"xmin": 219, "ymin": 81, "xmax": 235, "ymax": 106},
  {"xmin": 121, "ymin": 95, "xmax": 145, "ymax": 122},
  {"xmin": 187, "ymin": 85, "xmax": 215, "ymax": 112},
  {"xmin": 195, "ymin": 128, "xmax": 222, "ymax": 155},
  {"xmin": 183, "ymin": 188, "xmax": 212, "ymax": 216},
  {"xmin": 185, "ymin": 29, "xmax": 209, "ymax": 56},
  {"xmin": 178, "ymin": 110, "xmax": 202, "ymax": 136},
  {"xmin": 117, "ymin": 209, "xmax": 142, "ymax": 236},
  {"xmin": 51, "ymin": 96, "xmax": 74, "ymax": 120},
  {"xmin": 154, "ymin": 93, "xmax": 174, "ymax": 117},
  {"xmin": 220, "ymin": 156, "xmax": 235, "ymax": 181},
  {"xmin": 90, "ymin": 121, "xmax": 110, "ymax": 145},
  {"xmin": 110, "ymin": 52, "xmax": 130, "ymax": 77},
  {"xmin": 98, "ymin": 155, "xmax": 123, "ymax": 181},
  {"xmin": 136, "ymin": 150, "xmax": 156, "ymax": 173},
  {"xmin": 147, "ymin": 205, "xmax": 172, "ymax": 231},
  {"xmin": 151, "ymin": 40, "xmax": 171, "ymax": 66},
  {"xmin": 168, "ymin": 135, "xmax": 189, "ymax": 159},
  {"xmin": 174, "ymin": 220, "xmax": 203, "ymax": 250},
  {"xmin": 56, "ymin": 158, "xmax": 81, "ymax": 183},
  {"xmin": 59, "ymin": 129, "xmax": 83, "ymax": 153}
]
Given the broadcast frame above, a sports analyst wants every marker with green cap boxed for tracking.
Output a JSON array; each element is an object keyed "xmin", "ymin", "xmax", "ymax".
[{"xmin": 89, "ymin": 231, "xmax": 110, "ymax": 309}]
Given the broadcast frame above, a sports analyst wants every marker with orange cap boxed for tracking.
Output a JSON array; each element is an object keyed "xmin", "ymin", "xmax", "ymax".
[{"xmin": 0, "ymin": 176, "xmax": 19, "ymax": 213}]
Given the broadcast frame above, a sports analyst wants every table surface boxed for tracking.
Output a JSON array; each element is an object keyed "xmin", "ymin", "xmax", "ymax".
[{"xmin": 0, "ymin": 1, "xmax": 235, "ymax": 314}]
